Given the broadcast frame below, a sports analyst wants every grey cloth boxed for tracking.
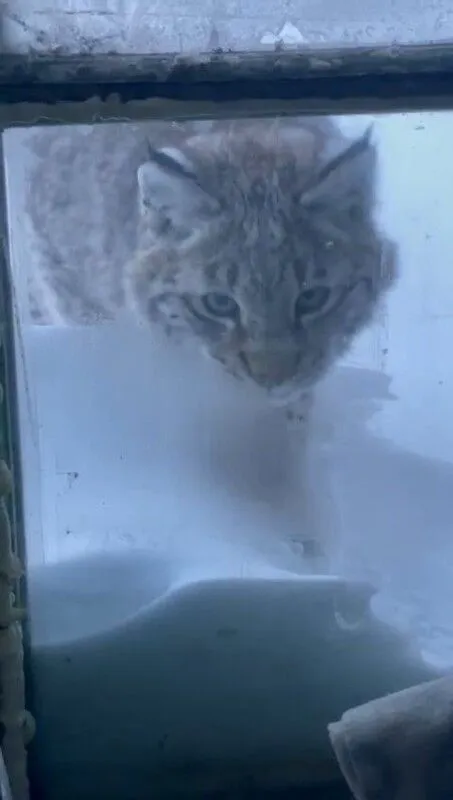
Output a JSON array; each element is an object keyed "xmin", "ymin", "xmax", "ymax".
[{"xmin": 328, "ymin": 673, "xmax": 453, "ymax": 800}]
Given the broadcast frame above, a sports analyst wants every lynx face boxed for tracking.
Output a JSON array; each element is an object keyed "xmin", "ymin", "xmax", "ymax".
[{"xmin": 126, "ymin": 120, "xmax": 397, "ymax": 403}]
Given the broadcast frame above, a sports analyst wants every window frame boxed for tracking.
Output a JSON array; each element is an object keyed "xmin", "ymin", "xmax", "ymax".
[
  {"xmin": 1, "ymin": 41, "xmax": 453, "ymax": 126},
  {"xmin": 1, "ymin": 37, "xmax": 453, "ymax": 800}
]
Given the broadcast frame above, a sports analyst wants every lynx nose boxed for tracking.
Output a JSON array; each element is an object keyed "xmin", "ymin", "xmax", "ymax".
[{"xmin": 240, "ymin": 349, "xmax": 299, "ymax": 387}]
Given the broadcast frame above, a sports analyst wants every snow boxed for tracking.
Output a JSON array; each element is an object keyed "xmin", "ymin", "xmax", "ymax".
[
  {"xmin": 29, "ymin": 560, "xmax": 434, "ymax": 800},
  {"xmin": 5, "ymin": 109, "xmax": 453, "ymax": 793}
]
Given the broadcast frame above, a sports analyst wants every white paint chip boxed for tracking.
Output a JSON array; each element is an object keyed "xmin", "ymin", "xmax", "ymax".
[{"xmin": 260, "ymin": 21, "xmax": 307, "ymax": 45}]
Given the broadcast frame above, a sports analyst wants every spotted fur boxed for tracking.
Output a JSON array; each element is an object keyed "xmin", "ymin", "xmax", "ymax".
[{"xmin": 26, "ymin": 117, "xmax": 397, "ymax": 404}]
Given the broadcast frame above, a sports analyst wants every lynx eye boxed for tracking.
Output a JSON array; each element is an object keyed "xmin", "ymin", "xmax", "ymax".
[
  {"xmin": 200, "ymin": 292, "xmax": 239, "ymax": 318},
  {"xmin": 296, "ymin": 286, "xmax": 331, "ymax": 316}
]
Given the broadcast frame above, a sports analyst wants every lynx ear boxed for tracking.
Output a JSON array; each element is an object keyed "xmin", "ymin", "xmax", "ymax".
[
  {"xmin": 301, "ymin": 127, "xmax": 376, "ymax": 212},
  {"xmin": 137, "ymin": 147, "xmax": 218, "ymax": 235}
]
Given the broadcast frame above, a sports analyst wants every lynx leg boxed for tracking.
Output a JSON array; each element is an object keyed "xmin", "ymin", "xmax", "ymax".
[{"xmin": 284, "ymin": 395, "xmax": 335, "ymax": 574}]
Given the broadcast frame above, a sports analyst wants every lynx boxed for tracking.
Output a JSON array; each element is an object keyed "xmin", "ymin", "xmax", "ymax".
[{"xmin": 25, "ymin": 117, "xmax": 398, "ymax": 570}]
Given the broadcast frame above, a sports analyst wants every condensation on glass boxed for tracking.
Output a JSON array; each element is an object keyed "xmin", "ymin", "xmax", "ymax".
[{"xmin": 2, "ymin": 0, "xmax": 453, "ymax": 54}]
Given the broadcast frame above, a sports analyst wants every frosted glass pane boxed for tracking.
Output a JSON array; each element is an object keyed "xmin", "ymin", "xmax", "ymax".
[{"xmin": 4, "ymin": 111, "xmax": 452, "ymax": 798}]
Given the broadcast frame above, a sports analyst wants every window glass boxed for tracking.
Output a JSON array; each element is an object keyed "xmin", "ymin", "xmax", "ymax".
[{"xmin": 4, "ymin": 111, "xmax": 451, "ymax": 798}]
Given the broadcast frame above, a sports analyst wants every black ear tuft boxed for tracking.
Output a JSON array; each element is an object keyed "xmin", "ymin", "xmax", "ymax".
[
  {"xmin": 301, "ymin": 126, "xmax": 376, "ymax": 211},
  {"xmin": 147, "ymin": 147, "xmax": 198, "ymax": 183}
]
